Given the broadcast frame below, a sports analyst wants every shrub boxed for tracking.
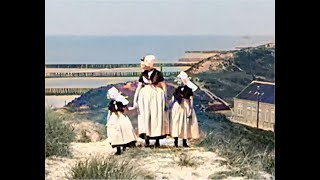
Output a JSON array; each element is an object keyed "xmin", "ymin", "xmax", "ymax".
[
  {"xmin": 45, "ymin": 108, "xmax": 75, "ymax": 157},
  {"xmin": 77, "ymin": 129, "xmax": 91, "ymax": 143},
  {"xmin": 69, "ymin": 156, "xmax": 154, "ymax": 179},
  {"xmin": 175, "ymin": 152, "xmax": 199, "ymax": 168}
]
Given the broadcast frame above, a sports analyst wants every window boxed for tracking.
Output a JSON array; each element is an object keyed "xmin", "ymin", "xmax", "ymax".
[
  {"xmin": 252, "ymin": 107, "xmax": 257, "ymax": 121},
  {"xmin": 237, "ymin": 109, "xmax": 240, "ymax": 115},
  {"xmin": 271, "ymin": 110, "xmax": 275, "ymax": 122},
  {"xmin": 246, "ymin": 106, "xmax": 251, "ymax": 122},
  {"xmin": 237, "ymin": 102, "xmax": 243, "ymax": 116},
  {"xmin": 247, "ymin": 107, "xmax": 251, "ymax": 116},
  {"xmin": 265, "ymin": 110, "xmax": 269, "ymax": 122},
  {"xmin": 259, "ymin": 108, "xmax": 262, "ymax": 120}
]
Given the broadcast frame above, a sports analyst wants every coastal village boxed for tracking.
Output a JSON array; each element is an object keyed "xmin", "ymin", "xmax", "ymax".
[{"xmin": 45, "ymin": 43, "xmax": 275, "ymax": 179}]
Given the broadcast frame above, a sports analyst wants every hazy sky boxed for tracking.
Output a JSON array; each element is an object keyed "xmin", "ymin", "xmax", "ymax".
[{"xmin": 45, "ymin": 0, "xmax": 275, "ymax": 36}]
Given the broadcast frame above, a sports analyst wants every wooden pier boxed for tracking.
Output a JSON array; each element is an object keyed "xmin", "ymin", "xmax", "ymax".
[
  {"xmin": 45, "ymin": 63, "xmax": 194, "ymax": 69},
  {"xmin": 45, "ymin": 71, "xmax": 180, "ymax": 78}
]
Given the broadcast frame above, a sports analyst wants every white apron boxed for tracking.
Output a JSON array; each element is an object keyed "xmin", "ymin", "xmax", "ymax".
[
  {"xmin": 137, "ymin": 85, "xmax": 169, "ymax": 138},
  {"xmin": 170, "ymin": 99, "xmax": 200, "ymax": 139},
  {"xmin": 107, "ymin": 112, "xmax": 137, "ymax": 146}
]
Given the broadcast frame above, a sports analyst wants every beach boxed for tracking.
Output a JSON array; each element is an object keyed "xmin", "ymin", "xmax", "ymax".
[{"xmin": 45, "ymin": 95, "xmax": 80, "ymax": 108}]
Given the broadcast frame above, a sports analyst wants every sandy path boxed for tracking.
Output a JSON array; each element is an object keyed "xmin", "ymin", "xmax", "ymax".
[
  {"xmin": 45, "ymin": 138, "xmax": 240, "ymax": 180},
  {"xmin": 45, "ymin": 139, "xmax": 114, "ymax": 180}
]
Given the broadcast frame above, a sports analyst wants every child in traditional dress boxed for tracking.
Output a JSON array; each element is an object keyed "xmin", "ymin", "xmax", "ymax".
[
  {"xmin": 133, "ymin": 55, "xmax": 169, "ymax": 147},
  {"xmin": 170, "ymin": 71, "xmax": 200, "ymax": 148},
  {"xmin": 106, "ymin": 87, "xmax": 137, "ymax": 155}
]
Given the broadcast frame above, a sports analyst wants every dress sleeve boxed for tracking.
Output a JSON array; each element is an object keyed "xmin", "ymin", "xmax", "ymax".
[
  {"xmin": 185, "ymin": 87, "xmax": 194, "ymax": 98},
  {"xmin": 119, "ymin": 101, "xmax": 127, "ymax": 108}
]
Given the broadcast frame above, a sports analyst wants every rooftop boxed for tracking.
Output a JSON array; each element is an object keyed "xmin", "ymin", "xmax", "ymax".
[{"xmin": 235, "ymin": 81, "xmax": 275, "ymax": 104}]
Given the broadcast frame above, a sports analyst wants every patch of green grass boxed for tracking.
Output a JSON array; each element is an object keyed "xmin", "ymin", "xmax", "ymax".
[
  {"xmin": 194, "ymin": 71, "xmax": 252, "ymax": 104},
  {"xmin": 209, "ymin": 169, "xmax": 263, "ymax": 180},
  {"xmin": 175, "ymin": 152, "xmax": 199, "ymax": 168},
  {"xmin": 77, "ymin": 129, "xmax": 91, "ymax": 143},
  {"xmin": 69, "ymin": 155, "xmax": 154, "ymax": 179},
  {"xmin": 124, "ymin": 147, "xmax": 153, "ymax": 159},
  {"xmin": 95, "ymin": 125, "xmax": 108, "ymax": 141},
  {"xmin": 124, "ymin": 146, "xmax": 179, "ymax": 159},
  {"xmin": 45, "ymin": 107, "xmax": 75, "ymax": 157},
  {"xmin": 233, "ymin": 46, "xmax": 275, "ymax": 81},
  {"xmin": 197, "ymin": 112, "xmax": 274, "ymax": 178}
]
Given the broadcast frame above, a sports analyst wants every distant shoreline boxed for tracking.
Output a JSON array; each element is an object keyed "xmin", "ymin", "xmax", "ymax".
[
  {"xmin": 45, "ymin": 63, "xmax": 193, "ymax": 69},
  {"xmin": 45, "ymin": 95, "xmax": 80, "ymax": 108},
  {"xmin": 45, "ymin": 34, "xmax": 275, "ymax": 38},
  {"xmin": 45, "ymin": 35, "xmax": 274, "ymax": 64}
]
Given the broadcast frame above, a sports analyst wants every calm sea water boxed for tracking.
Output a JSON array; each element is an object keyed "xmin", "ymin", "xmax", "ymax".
[
  {"xmin": 45, "ymin": 77, "xmax": 137, "ymax": 88},
  {"xmin": 45, "ymin": 95, "xmax": 80, "ymax": 108},
  {"xmin": 45, "ymin": 35, "xmax": 274, "ymax": 64}
]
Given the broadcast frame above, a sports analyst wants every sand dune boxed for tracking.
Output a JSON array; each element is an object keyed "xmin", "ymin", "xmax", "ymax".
[{"xmin": 45, "ymin": 139, "xmax": 241, "ymax": 180}]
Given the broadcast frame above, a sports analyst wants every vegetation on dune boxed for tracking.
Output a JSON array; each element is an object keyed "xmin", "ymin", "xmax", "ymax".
[
  {"xmin": 197, "ymin": 112, "xmax": 274, "ymax": 179},
  {"xmin": 69, "ymin": 155, "xmax": 154, "ymax": 179},
  {"xmin": 187, "ymin": 45, "xmax": 275, "ymax": 105},
  {"xmin": 45, "ymin": 107, "xmax": 75, "ymax": 157},
  {"xmin": 233, "ymin": 46, "xmax": 275, "ymax": 81},
  {"xmin": 194, "ymin": 71, "xmax": 252, "ymax": 104}
]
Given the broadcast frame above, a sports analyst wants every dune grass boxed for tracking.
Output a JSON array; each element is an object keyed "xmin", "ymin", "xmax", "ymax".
[
  {"xmin": 197, "ymin": 112, "xmax": 274, "ymax": 178},
  {"xmin": 69, "ymin": 155, "xmax": 155, "ymax": 179},
  {"xmin": 45, "ymin": 107, "xmax": 75, "ymax": 157}
]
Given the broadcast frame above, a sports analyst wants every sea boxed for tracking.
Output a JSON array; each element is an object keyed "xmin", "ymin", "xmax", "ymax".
[{"xmin": 45, "ymin": 35, "xmax": 274, "ymax": 64}]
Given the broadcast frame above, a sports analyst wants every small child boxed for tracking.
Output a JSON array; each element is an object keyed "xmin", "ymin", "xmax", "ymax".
[
  {"xmin": 170, "ymin": 71, "xmax": 200, "ymax": 148},
  {"xmin": 106, "ymin": 87, "xmax": 137, "ymax": 155}
]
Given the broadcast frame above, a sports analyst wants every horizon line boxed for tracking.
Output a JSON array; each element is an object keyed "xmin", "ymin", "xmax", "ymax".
[{"xmin": 45, "ymin": 34, "xmax": 275, "ymax": 37}]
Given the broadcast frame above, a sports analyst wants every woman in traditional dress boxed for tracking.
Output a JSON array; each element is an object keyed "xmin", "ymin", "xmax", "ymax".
[
  {"xmin": 170, "ymin": 71, "xmax": 200, "ymax": 148},
  {"xmin": 106, "ymin": 87, "xmax": 137, "ymax": 155},
  {"xmin": 133, "ymin": 55, "xmax": 169, "ymax": 147}
]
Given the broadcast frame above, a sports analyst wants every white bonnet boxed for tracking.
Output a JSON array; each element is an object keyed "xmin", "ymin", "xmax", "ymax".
[
  {"xmin": 177, "ymin": 71, "xmax": 189, "ymax": 80},
  {"xmin": 177, "ymin": 71, "xmax": 198, "ymax": 92},
  {"xmin": 142, "ymin": 54, "xmax": 156, "ymax": 67},
  {"xmin": 107, "ymin": 87, "xmax": 129, "ymax": 105}
]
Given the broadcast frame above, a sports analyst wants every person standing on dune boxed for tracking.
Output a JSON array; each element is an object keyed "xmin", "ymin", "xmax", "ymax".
[
  {"xmin": 170, "ymin": 71, "xmax": 200, "ymax": 148},
  {"xmin": 106, "ymin": 87, "xmax": 137, "ymax": 155},
  {"xmin": 133, "ymin": 55, "xmax": 169, "ymax": 148}
]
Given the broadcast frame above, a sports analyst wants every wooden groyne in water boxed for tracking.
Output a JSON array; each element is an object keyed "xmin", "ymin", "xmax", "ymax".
[
  {"xmin": 185, "ymin": 50, "xmax": 223, "ymax": 53},
  {"xmin": 45, "ymin": 63, "xmax": 194, "ymax": 69},
  {"xmin": 45, "ymin": 88, "xmax": 93, "ymax": 95},
  {"xmin": 45, "ymin": 71, "xmax": 180, "ymax": 78}
]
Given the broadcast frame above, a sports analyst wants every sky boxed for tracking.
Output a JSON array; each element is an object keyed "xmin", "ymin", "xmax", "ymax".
[{"xmin": 45, "ymin": 0, "xmax": 275, "ymax": 36}]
